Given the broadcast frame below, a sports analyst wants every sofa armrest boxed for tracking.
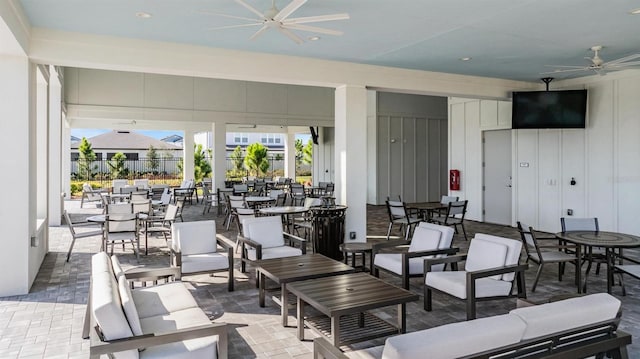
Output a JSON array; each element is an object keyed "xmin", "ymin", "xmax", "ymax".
[
  {"xmin": 90, "ymin": 322, "xmax": 228, "ymax": 359},
  {"xmin": 124, "ymin": 266, "xmax": 181, "ymax": 282},
  {"xmin": 313, "ymin": 337, "xmax": 348, "ymax": 359},
  {"xmin": 284, "ymin": 232, "xmax": 307, "ymax": 254},
  {"xmin": 215, "ymin": 234, "xmax": 234, "ymax": 251},
  {"xmin": 403, "ymin": 247, "xmax": 459, "ymax": 260},
  {"xmin": 237, "ymin": 235, "xmax": 261, "ymax": 250},
  {"xmin": 424, "ymin": 253, "xmax": 468, "ymax": 275}
]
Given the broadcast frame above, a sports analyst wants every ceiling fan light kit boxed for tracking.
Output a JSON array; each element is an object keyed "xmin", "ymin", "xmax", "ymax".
[{"xmin": 203, "ymin": 0, "xmax": 349, "ymax": 44}]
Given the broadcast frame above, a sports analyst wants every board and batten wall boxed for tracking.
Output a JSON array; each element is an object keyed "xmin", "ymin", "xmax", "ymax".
[
  {"xmin": 449, "ymin": 70, "xmax": 640, "ymax": 235},
  {"xmin": 375, "ymin": 92, "xmax": 448, "ymax": 205}
]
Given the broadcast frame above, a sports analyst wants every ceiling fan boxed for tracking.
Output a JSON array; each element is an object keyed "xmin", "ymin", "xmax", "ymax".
[
  {"xmin": 201, "ymin": 0, "xmax": 349, "ymax": 44},
  {"xmin": 542, "ymin": 45, "xmax": 640, "ymax": 76}
]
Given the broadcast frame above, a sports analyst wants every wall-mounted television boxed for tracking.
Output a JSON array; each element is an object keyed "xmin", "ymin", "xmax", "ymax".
[{"xmin": 511, "ymin": 90, "xmax": 587, "ymax": 129}]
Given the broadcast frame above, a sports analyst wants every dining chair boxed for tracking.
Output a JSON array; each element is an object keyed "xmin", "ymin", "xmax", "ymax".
[
  {"xmin": 225, "ymin": 195, "xmax": 247, "ymax": 230},
  {"xmin": 560, "ymin": 217, "xmax": 603, "ymax": 277},
  {"xmin": 129, "ymin": 191, "xmax": 149, "ymax": 202},
  {"xmin": 142, "ymin": 204, "xmax": 178, "ymax": 254},
  {"xmin": 431, "ymin": 200, "xmax": 469, "ymax": 241},
  {"xmin": 105, "ymin": 203, "xmax": 139, "ymax": 261},
  {"xmin": 63, "ymin": 210, "xmax": 104, "ymax": 262},
  {"xmin": 111, "ymin": 179, "xmax": 128, "ymax": 195},
  {"xmin": 201, "ymin": 183, "xmax": 215, "ymax": 214},
  {"xmin": 80, "ymin": 183, "xmax": 106, "ymax": 209},
  {"xmin": 517, "ymin": 221, "xmax": 578, "ymax": 292},
  {"xmin": 133, "ymin": 179, "xmax": 149, "ymax": 190},
  {"xmin": 385, "ymin": 200, "xmax": 421, "ymax": 241}
]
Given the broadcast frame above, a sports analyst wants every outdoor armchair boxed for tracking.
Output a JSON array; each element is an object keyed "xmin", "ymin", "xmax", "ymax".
[
  {"xmin": 171, "ymin": 220, "xmax": 234, "ymax": 291},
  {"xmin": 237, "ymin": 216, "xmax": 306, "ymax": 274},
  {"xmin": 80, "ymin": 183, "xmax": 107, "ymax": 209},
  {"xmin": 64, "ymin": 210, "xmax": 104, "ymax": 262},
  {"xmin": 373, "ymin": 222, "xmax": 458, "ymax": 289},
  {"xmin": 424, "ymin": 233, "xmax": 528, "ymax": 320}
]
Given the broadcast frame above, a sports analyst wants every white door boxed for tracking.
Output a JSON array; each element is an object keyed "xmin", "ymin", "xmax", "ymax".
[{"xmin": 483, "ymin": 130, "xmax": 512, "ymax": 225}]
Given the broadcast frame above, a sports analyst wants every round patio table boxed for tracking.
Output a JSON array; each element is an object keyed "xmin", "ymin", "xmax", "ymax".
[
  {"xmin": 244, "ymin": 196, "xmax": 274, "ymax": 208},
  {"xmin": 555, "ymin": 230, "xmax": 640, "ymax": 294},
  {"xmin": 258, "ymin": 206, "xmax": 308, "ymax": 233},
  {"xmin": 339, "ymin": 242, "xmax": 373, "ymax": 273}
]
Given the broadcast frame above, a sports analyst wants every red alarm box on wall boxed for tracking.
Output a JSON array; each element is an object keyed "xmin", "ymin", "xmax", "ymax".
[{"xmin": 449, "ymin": 169, "xmax": 460, "ymax": 191}]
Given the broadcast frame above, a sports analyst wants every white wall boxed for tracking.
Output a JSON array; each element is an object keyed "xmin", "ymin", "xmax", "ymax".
[
  {"xmin": 312, "ymin": 127, "xmax": 335, "ymax": 184},
  {"xmin": 449, "ymin": 70, "xmax": 640, "ymax": 235}
]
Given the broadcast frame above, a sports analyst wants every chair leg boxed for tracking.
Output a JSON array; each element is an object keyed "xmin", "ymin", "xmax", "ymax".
[
  {"xmin": 66, "ymin": 237, "xmax": 77, "ymax": 262},
  {"xmin": 466, "ymin": 298, "xmax": 476, "ymax": 320},
  {"xmin": 532, "ymin": 263, "xmax": 543, "ymax": 292},
  {"xmin": 424, "ymin": 286, "xmax": 433, "ymax": 311},
  {"xmin": 459, "ymin": 222, "xmax": 468, "ymax": 241},
  {"xmin": 386, "ymin": 223, "xmax": 394, "ymax": 240}
]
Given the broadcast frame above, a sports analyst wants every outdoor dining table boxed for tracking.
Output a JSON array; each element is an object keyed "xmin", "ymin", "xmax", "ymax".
[
  {"xmin": 555, "ymin": 230, "xmax": 640, "ymax": 294},
  {"xmin": 406, "ymin": 201, "xmax": 447, "ymax": 220},
  {"xmin": 244, "ymin": 196, "xmax": 274, "ymax": 208}
]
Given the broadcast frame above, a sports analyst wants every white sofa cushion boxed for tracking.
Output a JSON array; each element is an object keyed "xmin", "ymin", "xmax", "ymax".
[
  {"xmin": 247, "ymin": 245, "xmax": 302, "ymax": 261},
  {"xmin": 474, "ymin": 234, "xmax": 522, "ymax": 281},
  {"xmin": 111, "ymin": 255, "xmax": 125, "ymax": 278},
  {"xmin": 408, "ymin": 227, "xmax": 441, "ymax": 252},
  {"xmin": 131, "ymin": 282, "xmax": 199, "ymax": 319},
  {"xmin": 182, "ymin": 253, "xmax": 229, "ymax": 274},
  {"xmin": 510, "ymin": 293, "xmax": 621, "ymax": 340},
  {"xmin": 465, "ymin": 238, "xmax": 508, "ymax": 280},
  {"xmin": 139, "ymin": 308, "xmax": 218, "ymax": 359},
  {"xmin": 172, "ymin": 221, "xmax": 217, "ymax": 254},
  {"xmin": 381, "ymin": 314, "xmax": 526, "ymax": 359},
  {"xmin": 417, "ymin": 222, "xmax": 455, "ymax": 249},
  {"xmin": 345, "ymin": 346, "xmax": 384, "ymax": 358},
  {"xmin": 91, "ymin": 270, "xmax": 139, "ymax": 359},
  {"xmin": 93, "ymin": 251, "xmax": 114, "ymax": 275},
  {"xmin": 117, "ymin": 273, "xmax": 144, "ymax": 336},
  {"xmin": 425, "ymin": 271, "xmax": 513, "ymax": 299},
  {"xmin": 374, "ymin": 254, "xmax": 444, "ymax": 275},
  {"xmin": 242, "ymin": 216, "xmax": 285, "ymax": 249}
]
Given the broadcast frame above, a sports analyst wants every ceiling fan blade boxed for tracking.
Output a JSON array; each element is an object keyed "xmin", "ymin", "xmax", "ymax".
[
  {"xmin": 277, "ymin": 27, "xmax": 304, "ymax": 44},
  {"xmin": 540, "ymin": 68, "xmax": 590, "ymax": 75},
  {"xmin": 198, "ymin": 10, "xmax": 261, "ymax": 22},
  {"xmin": 284, "ymin": 13, "xmax": 350, "ymax": 24},
  {"xmin": 606, "ymin": 61, "xmax": 640, "ymax": 67},
  {"xmin": 544, "ymin": 65, "xmax": 589, "ymax": 69},
  {"xmin": 283, "ymin": 24, "xmax": 343, "ymax": 36},
  {"xmin": 234, "ymin": 0, "xmax": 266, "ymax": 19},
  {"xmin": 604, "ymin": 54, "xmax": 640, "ymax": 66},
  {"xmin": 273, "ymin": 0, "xmax": 307, "ymax": 21},
  {"xmin": 208, "ymin": 23, "xmax": 263, "ymax": 31},
  {"xmin": 249, "ymin": 25, "xmax": 270, "ymax": 40}
]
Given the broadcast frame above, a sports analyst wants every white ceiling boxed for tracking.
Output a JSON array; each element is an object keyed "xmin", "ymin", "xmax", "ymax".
[{"xmin": 18, "ymin": 0, "xmax": 640, "ymax": 82}]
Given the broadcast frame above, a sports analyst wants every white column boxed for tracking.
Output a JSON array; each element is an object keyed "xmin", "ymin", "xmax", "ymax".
[
  {"xmin": 0, "ymin": 54, "xmax": 31, "ymax": 296},
  {"xmin": 212, "ymin": 121, "xmax": 227, "ymax": 190},
  {"xmin": 366, "ymin": 90, "xmax": 378, "ymax": 205},
  {"xmin": 62, "ymin": 116, "xmax": 71, "ymax": 199},
  {"xmin": 335, "ymin": 85, "xmax": 368, "ymax": 243},
  {"xmin": 36, "ymin": 68, "xmax": 48, "ymax": 220},
  {"xmin": 284, "ymin": 131, "xmax": 296, "ymax": 180},
  {"xmin": 182, "ymin": 128, "xmax": 195, "ymax": 181},
  {"xmin": 48, "ymin": 67, "xmax": 63, "ymax": 225}
]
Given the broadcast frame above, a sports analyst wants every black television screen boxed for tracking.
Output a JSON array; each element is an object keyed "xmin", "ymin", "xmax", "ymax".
[{"xmin": 511, "ymin": 90, "xmax": 587, "ymax": 129}]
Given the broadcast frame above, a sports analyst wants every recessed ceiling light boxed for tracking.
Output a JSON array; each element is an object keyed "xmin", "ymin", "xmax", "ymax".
[
  {"xmin": 136, "ymin": 12, "xmax": 152, "ymax": 19},
  {"xmin": 308, "ymin": 36, "xmax": 321, "ymax": 41},
  {"xmin": 630, "ymin": 8, "xmax": 640, "ymax": 14},
  {"xmin": 460, "ymin": 57, "xmax": 472, "ymax": 61}
]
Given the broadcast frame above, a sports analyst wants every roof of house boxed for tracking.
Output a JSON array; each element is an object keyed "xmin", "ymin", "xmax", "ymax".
[
  {"xmin": 71, "ymin": 130, "xmax": 182, "ymax": 151},
  {"xmin": 161, "ymin": 134, "xmax": 183, "ymax": 143}
]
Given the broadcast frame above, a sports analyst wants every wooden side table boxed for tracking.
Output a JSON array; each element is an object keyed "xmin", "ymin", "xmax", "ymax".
[{"xmin": 339, "ymin": 242, "xmax": 373, "ymax": 273}]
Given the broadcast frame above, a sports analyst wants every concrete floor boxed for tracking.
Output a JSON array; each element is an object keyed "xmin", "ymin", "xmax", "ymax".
[{"xmin": 0, "ymin": 199, "xmax": 638, "ymax": 358}]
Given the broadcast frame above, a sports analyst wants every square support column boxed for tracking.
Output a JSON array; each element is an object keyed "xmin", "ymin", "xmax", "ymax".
[
  {"xmin": 335, "ymin": 85, "xmax": 367, "ymax": 243},
  {"xmin": 212, "ymin": 121, "xmax": 227, "ymax": 190},
  {"xmin": 182, "ymin": 128, "xmax": 195, "ymax": 181},
  {"xmin": 285, "ymin": 131, "xmax": 296, "ymax": 180},
  {"xmin": 48, "ymin": 67, "xmax": 62, "ymax": 225}
]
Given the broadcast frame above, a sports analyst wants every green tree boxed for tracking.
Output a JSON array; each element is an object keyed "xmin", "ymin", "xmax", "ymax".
[
  {"xmin": 230, "ymin": 145, "xmax": 244, "ymax": 172},
  {"xmin": 77, "ymin": 137, "xmax": 97, "ymax": 180},
  {"xmin": 147, "ymin": 145, "xmax": 159, "ymax": 174},
  {"xmin": 294, "ymin": 139, "xmax": 304, "ymax": 166},
  {"xmin": 194, "ymin": 143, "xmax": 212, "ymax": 182},
  {"xmin": 244, "ymin": 142, "xmax": 269, "ymax": 176},
  {"xmin": 302, "ymin": 138, "xmax": 313, "ymax": 165},
  {"xmin": 108, "ymin": 152, "xmax": 129, "ymax": 179}
]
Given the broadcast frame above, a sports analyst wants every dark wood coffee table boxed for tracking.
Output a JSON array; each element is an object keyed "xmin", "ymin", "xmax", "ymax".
[
  {"xmin": 256, "ymin": 254, "xmax": 355, "ymax": 326},
  {"xmin": 288, "ymin": 272, "xmax": 419, "ymax": 347}
]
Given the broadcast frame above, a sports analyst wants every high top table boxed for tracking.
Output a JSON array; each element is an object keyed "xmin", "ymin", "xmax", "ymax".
[
  {"xmin": 556, "ymin": 230, "xmax": 640, "ymax": 293},
  {"xmin": 255, "ymin": 254, "xmax": 355, "ymax": 327}
]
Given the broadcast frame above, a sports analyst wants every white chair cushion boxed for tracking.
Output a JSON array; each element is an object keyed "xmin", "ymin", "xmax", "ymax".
[
  {"xmin": 247, "ymin": 245, "xmax": 302, "ymax": 261},
  {"xmin": 182, "ymin": 253, "xmax": 229, "ymax": 274},
  {"xmin": 172, "ymin": 221, "xmax": 217, "ymax": 254},
  {"xmin": 345, "ymin": 346, "xmax": 384, "ymax": 358},
  {"xmin": 374, "ymin": 253, "xmax": 444, "ymax": 276},
  {"xmin": 131, "ymin": 282, "xmax": 199, "ymax": 319},
  {"xmin": 425, "ymin": 271, "xmax": 513, "ymax": 299},
  {"xmin": 242, "ymin": 216, "xmax": 285, "ymax": 249},
  {"xmin": 92, "ymin": 252, "xmax": 114, "ymax": 276},
  {"xmin": 417, "ymin": 222, "xmax": 455, "ymax": 249},
  {"xmin": 91, "ymin": 270, "xmax": 138, "ymax": 359},
  {"xmin": 117, "ymin": 272, "xmax": 143, "ymax": 336},
  {"xmin": 465, "ymin": 238, "xmax": 508, "ymax": 280},
  {"xmin": 381, "ymin": 314, "xmax": 526, "ymax": 359},
  {"xmin": 408, "ymin": 227, "xmax": 441, "ymax": 252},
  {"xmin": 139, "ymin": 308, "xmax": 218, "ymax": 359},
  {"xmin": 510, "ymin": 293, "xmax": 621, "ymax": 340},
  {"xmin": 474, "ymin": 234, "xmax": 523, "ymax": 281}
]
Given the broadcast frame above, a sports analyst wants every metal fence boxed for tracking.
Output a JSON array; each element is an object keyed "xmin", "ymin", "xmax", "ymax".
[{"xmin": 71, "ymin": 158, "xmax": 182, "ymax": 185}]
